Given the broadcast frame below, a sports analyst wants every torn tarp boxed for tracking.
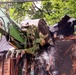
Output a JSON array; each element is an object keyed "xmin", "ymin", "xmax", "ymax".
[{"xmin": 0, "ymin": 35, "xmax": 14, "ymax": 52}]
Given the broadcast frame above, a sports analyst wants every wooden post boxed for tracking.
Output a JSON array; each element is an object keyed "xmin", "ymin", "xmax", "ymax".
[{"xmin": 10, "ymin": 58, "xmax": 16, "ymax": 75}]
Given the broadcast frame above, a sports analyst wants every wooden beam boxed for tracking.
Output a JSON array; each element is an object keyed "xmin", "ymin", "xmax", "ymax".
[{"xmin": 64, "ymin": 36, "xmax": 76, "ymax": 40}]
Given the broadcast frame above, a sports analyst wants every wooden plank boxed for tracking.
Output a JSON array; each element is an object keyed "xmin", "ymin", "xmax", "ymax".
[
  {"xmin": 65, "ymin": 36, "xmax": 76, "ymax": 40},
  {"xmin": 3, "ymin": 58, "xmax": 11, "ymax": 75}
]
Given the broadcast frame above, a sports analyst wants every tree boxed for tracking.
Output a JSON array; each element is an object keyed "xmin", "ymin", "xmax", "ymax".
[
  {"xmin": 41, "ymin": 0, "xmax": 76, "ymax": 25},
  {"xmin": 9, "ymin": 2, "xmax": 33, "ymax": 23},
  {"xmin": 9, "ymin": 0, "xmax": 76, "ymax": 25}
]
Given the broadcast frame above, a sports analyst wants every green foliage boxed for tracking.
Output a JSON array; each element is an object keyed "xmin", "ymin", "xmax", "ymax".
[
  {"xmin": 41, "ymin": 0, "xmax": 76, "ymax": 25},
  {"xmin": 9, "ymin": 2, "xmax": 33, "ymax": 23},
  {"xmin": 8, "ymin": 0, "xmax": 76, "ymax": 25}
]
